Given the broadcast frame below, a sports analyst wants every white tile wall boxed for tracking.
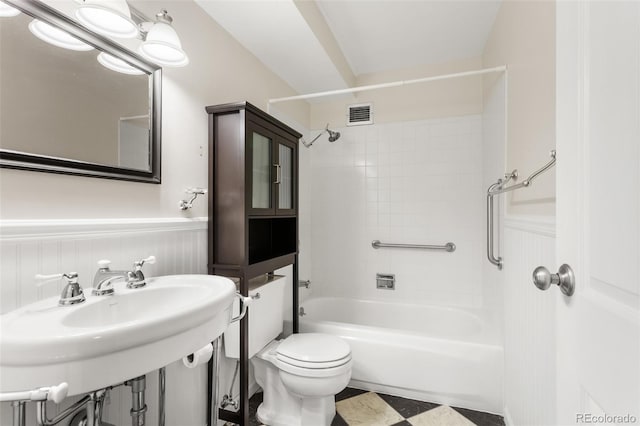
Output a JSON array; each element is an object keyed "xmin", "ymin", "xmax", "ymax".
[
  {"xmin": 0, "ymin": 218, "xmax": 212, "ymax": 426},
  {"xmin": 308, "ymin": 115, "xmax": 486, "ymax": 307}
]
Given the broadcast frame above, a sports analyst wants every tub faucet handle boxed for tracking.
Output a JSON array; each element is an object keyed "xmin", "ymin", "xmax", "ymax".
[{"xmin": 299, "ymin": 280, "xmax": 311, "ymax": 289}]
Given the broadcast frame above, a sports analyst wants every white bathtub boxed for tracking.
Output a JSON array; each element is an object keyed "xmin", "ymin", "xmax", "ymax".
[{"xmin": 299, "ymin": 297, "xmax": 503, "ymax": 414}]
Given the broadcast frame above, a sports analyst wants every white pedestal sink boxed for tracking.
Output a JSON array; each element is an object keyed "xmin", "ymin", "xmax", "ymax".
[{"xmin": 0, "ymin": 274, "xmax": 235, "ymax": 396}]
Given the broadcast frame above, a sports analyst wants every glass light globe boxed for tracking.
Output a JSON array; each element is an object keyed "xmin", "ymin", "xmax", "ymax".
[
  {"xmin": 75, "ymin": 0, "xmax": 138, "ymax": 39},
  {"xmin": 29, "ymin": 19, "xmax": 94, "ymax": 51}
]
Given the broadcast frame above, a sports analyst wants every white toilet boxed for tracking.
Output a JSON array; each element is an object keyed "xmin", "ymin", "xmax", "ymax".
[{"xmin": 224, "ymin": 276, "xmax": 352, "ymax": 426}]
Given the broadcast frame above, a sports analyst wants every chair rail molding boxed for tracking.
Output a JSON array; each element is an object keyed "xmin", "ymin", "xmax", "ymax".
[
  {"xmin": 0, "ymin": 217, "xmax": 207, "ymax": 241},
  {"xmin": 503, "ymin": 215, "xmax": 556, "ymax": 238}
]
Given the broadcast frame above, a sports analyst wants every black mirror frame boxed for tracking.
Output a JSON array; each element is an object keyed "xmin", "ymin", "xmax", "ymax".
[{"xmin": 0, "ymin": 0, "xmax": 162, "ymax": 184}]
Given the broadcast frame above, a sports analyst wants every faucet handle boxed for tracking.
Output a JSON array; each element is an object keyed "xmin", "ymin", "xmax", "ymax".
[
  {"xmin": 127, "ymin": 256, "xmax": 156, "ymax": 289},
  {"xmin": 97, "ymin": 259, "xmax": 111, "ymax": 269},
  {"xmin": 35, "ymin": 272, "xmax": 85, "ymax": 306},
  {"xmin": 133, "ymin": 256, "xmax": 156, "ymax": 269},
  {"xmin": 35, "ymin": 272, "xmax": 78, "ymax": 287}
]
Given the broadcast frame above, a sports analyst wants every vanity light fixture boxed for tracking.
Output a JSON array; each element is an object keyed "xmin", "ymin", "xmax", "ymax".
[
  {"xmin": 97, "ymin": 52, "xmax": 144, "ymax": 75},
  {"xmin": 75, "ymin": 0, "xmax": 138, "ymax": 39},
  {"xmin": 0, "ymin": 1, "xmax": 20, "ymax": 17},
  {"xmin": 28, "ymin": 19, "xmax": 94, "ymax": 51},
  {"xmin": 138, "ymin": 9, "xmax": 189, "ymax": 67}
]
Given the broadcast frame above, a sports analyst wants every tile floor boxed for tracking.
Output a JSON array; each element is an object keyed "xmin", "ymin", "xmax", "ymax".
[{"xmin": 248, "ymin": 387, "xmax": 505, "ymax": 426}]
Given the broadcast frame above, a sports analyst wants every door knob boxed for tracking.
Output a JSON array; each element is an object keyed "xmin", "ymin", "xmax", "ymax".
[{"xmin": 532, "ymin": 264, "xmax": 575, "ymax": 296}]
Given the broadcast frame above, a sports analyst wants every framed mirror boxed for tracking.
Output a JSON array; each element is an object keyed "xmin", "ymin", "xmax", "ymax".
[{"xmin": 0, "ymin": 0, "xmax": 162, "ymax": 183}]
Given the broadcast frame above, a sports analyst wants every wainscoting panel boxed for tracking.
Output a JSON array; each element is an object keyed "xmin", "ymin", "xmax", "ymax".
[
  {"xmin": 502, "ymin": 216, "xmax": 556, "ymax": 426},
  {"xmin": 0, "ymin": 218, "xmax": 209, "ymax": 425}
]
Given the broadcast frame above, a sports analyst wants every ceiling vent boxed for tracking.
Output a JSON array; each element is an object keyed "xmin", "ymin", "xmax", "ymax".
[{"xmin": 347, "ymin": 103, "xmax": 373, "ymax": 126}]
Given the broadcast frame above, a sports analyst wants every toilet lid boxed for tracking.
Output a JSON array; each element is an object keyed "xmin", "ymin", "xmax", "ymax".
[{"xmin": 276, "ymin": 333, "xmax": 351, "ymax": 366}]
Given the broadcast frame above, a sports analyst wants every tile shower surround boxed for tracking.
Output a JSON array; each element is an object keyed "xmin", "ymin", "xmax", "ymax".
[{"xmin": 309, "ymin": 115, "xmax": 488, "ymax": 308}]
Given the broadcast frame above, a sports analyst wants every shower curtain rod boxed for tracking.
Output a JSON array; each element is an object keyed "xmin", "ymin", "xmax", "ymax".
[{"xmin": 268, "ymin": 65, "xmax": 507, "ymax": 104}]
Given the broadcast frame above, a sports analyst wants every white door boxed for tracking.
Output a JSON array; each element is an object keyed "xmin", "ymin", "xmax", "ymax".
[{"xmin": 556, "ymin": 1, "xmax": 639, "ymax": 425}]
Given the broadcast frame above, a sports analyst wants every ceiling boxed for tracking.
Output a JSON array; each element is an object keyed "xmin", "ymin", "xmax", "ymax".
[{"xmin": 196, "ymin": 0, "xmax": 501, "ymax": 96}]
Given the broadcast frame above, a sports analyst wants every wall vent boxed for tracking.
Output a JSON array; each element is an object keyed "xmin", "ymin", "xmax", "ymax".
[{"xmin": 347, "ymin": 103, "xmax": 373, "ymax": 126}]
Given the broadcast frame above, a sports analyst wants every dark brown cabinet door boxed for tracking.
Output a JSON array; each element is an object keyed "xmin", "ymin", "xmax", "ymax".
[
  {"xmin": 274, "ymin": 138, "xmax": 297, "ymax": 216},
  {"xmin": 247, "ymin": 118, "xmax": 297, "ymax": 216},
  {"xmin": 247, "ymin": 122, "xmax": 276, "ymax": 215}
]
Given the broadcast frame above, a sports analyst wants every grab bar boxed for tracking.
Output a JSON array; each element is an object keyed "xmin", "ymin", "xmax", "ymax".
[
  {"xmin": 371, "ymin": 240, "xmax": 456, "ymax": 252},
  {"xmin": 486, "ymin": 150, "xmax": 556, "ymax": 270},
  {"xmin": 489, "ymin": 150, "xmax": 556, "ymax": 196},
  {"xmin": 487, "ymin": 183, "xmax": 503, "ymax": 270}
]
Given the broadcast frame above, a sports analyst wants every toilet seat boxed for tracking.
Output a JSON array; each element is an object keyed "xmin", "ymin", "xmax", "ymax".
[
  {"xmin": 276, "ymin": 333, "xmax": 351, "ymax": 364},
  {"xmin": 277, "ymin": 352, "xmax": 351, "ymax": 369},
  {"xmin": 257, "ymin": 333, "xmax": 352, "ymax": 377},
  {"xmin": 276, "ymin": 356, "xmax": 353, "ymax": 378}
]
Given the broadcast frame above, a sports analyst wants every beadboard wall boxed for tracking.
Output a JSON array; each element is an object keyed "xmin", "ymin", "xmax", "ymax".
[
  {"xmin": 502, "ymin": 216, "xmax": 556, "ymax": 426},
  {"xmin": 0, "ymin": 218, "xmax": 214, "ymax": 426}
]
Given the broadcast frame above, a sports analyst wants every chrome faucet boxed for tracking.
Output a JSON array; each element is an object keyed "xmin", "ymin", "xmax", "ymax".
[
  {"xmin": 92, "ymin": 256, "xmax": 156, "ymax": 295},
  {"xmin": 35, "ymin": 272, "xmax": 86, "ymax": 306}
]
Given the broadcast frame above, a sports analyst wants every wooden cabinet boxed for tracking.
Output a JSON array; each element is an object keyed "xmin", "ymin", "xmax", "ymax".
[
  {"xmin": 207, "ymin": 102, "xmax": 300, "ymax": 277},
  {"xmin": 205, "ymin": 101, "xmax": 300, "ymax": 426}
]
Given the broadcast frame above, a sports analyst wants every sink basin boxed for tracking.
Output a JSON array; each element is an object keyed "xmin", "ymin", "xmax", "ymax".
[{"xmin": 0, "ymin": 274, "xmax": 235, "ymax": 396}]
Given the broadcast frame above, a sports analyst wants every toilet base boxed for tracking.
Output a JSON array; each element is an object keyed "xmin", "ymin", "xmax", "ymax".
[{"xmin": 256, "ymin": 395, "xmax": 336, "ymax": 426}]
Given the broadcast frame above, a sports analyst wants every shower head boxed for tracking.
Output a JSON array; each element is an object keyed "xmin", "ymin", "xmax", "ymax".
[{"xmin": 300, "ymin": 123, "xmax": 341, "ymax": 147}]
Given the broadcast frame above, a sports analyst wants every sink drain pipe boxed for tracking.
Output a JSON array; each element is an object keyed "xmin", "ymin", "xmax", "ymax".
[{"xmin": 126, "ymin": 376, "xmax": 147, "ymax": 426}]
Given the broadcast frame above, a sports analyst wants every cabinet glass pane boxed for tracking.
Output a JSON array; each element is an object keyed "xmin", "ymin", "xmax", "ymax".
[
  {"xmin": 278, "ymin": 144, "xmax": 293, "ymax": 210},
  {"xmin": 252, "ymin": 132, "xmax": 272, "ymax": 209}
]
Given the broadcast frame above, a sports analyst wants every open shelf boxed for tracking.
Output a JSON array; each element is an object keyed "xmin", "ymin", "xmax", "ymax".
[{"xmin": 248, "ymin": 217, "xmax": 296, "ymax": 264}]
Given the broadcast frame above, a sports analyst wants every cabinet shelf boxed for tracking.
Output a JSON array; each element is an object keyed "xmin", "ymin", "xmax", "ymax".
[{"xmin": 249, "ymin": 217, "xmax": 296, "ymax": 264}]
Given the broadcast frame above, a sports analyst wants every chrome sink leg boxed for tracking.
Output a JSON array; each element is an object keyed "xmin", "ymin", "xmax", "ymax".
[
  {"xmin": 11, "ymin": 401, "xmax": 25, "ymax": 426},
  {"xmin": 159, "ymin": 368, "xmax": 166, "ymax": 426},
  {"xmin": 126, "ymin": 376, "xmax": 147, "ymax": 426}
]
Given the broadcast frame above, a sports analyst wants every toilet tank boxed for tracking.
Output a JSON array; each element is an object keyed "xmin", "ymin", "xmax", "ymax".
[{"xmin": 224, "ymin": 275, "xmax": 286, "ymax": 359}]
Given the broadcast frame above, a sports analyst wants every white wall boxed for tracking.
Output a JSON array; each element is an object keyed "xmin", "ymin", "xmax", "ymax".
[
  {"xmin": 0, "ymin": 0, "xmax": 309, "ymax": 221},
  {"xmin": 481, "ymin": 2, "xmax": 559, "ymax": 423},
  {"xmin": 482, "ymin": 73, "xmax": 506, "ymax": 322},
  {"xmin": 483, "ymin": 0, "xmax": 556, "ymax": 216},
  {"xmin": 310, "ymin": 56, "xmax": 484, "ymax": 129},
  {"xmin": 0, "ymin": 1, "xmax": 311, "ymax": 424},
  {"xmin": 502, "ymin": 218, "xmax": 556, "ymax": 426},
  {"xmin": 308, "ymin": 115, "xmax": 487, "ymax": 308}
]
